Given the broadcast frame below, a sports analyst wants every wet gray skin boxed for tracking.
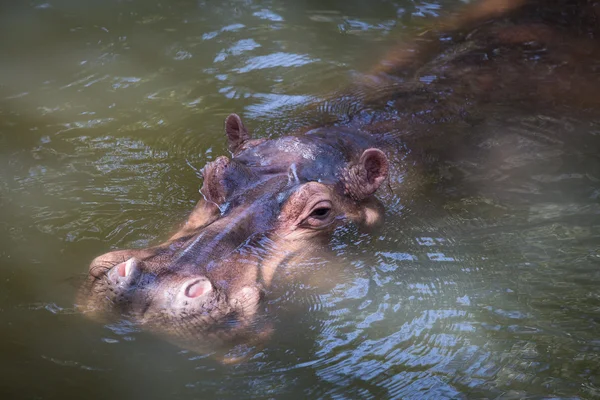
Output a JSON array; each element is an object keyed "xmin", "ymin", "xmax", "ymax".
[{"xmin": 79, "ymin": 117, "xmax": 390, "ymax": 346}]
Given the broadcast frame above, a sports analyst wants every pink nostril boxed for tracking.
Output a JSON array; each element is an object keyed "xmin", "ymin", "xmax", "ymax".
[
  {"xmin": 185, "ymin": 279, "xmax": 212, "ymax": 298},
  {"xmin": 116, "ymin": 258, "xmax": 135, "ymax": 278},
  {"xmin": 117, "ymin": 261, "xmax": 127, "ymax": 277}
]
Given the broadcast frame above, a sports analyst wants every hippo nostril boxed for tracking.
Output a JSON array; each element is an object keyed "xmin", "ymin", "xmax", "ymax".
[
  {"xmin": 108, "ymin": 257, "xmax": 141, "ymax": 286},
  {"xmin": 184, "ymin": 279, "xmax": 212, "ymax": 298},
  {"xmin": 116, "ymin": 258, "xmax": 136, "ymax": 277},
  {"xmin": 117, "ymin": 262, "xmax": 127, "ymax": 277}
]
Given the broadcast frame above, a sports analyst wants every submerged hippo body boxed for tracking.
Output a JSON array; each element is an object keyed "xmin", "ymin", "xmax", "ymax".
[{"xmin": 80, "ymin": 0, "xmax": 600, "ymax": 350}]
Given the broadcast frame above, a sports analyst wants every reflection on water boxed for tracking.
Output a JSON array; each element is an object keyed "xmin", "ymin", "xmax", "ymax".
[{"xmin": 1, "ymin": 0, "xmax": 600, "ymax": 399}]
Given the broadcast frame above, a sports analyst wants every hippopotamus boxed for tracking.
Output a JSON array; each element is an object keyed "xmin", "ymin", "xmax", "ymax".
[
  {"xmin": 79, "ymin": 116, "xmax": 391, "ymax": 349},
  {"xmin": 78, "ymin": 0, "xmax": 600, "ymax": 352}
]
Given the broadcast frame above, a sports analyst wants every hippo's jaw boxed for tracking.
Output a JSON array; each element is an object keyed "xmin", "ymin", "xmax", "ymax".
[{"xmin": 81, "ymin": 114, "xmax": 389, "ymax": 347}]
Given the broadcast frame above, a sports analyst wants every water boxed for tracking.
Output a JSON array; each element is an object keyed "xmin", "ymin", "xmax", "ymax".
[{"xmin": 1, "ymin": 0, "xmax": 600, "ymax": 398}]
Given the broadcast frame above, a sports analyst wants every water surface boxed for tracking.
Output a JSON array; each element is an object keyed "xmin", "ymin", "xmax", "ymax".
[{"xmin": 1, "ymin": 0, "xmax": 600, "ymax": 399}]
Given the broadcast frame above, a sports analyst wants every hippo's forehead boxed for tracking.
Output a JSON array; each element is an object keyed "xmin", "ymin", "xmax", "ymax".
[{"xmin": 234, "ymin": 129, "xmax": 374, "ymax": 183}]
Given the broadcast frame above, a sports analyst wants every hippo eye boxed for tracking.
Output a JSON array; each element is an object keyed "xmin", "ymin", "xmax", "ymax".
[
  {"xmin": 310, "ymin": 207, "xmax": 331, "ymax": 219},
  {"xmin": 302, "ymin": 201, "xmax": 334, "ymax": 228}
]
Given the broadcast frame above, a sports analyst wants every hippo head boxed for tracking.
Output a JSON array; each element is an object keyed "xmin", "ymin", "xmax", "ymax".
[{"xmin": 80, "ymin": 114, "xmax": 389, "ymax": 347}]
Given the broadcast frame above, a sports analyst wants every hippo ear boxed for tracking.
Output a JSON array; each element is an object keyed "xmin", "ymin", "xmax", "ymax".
[
  {"xmin": 342, "ymin": 148, "xmax": 389, "ymax": 201},
  {"xmin": 225, "ymin": 113, "xmax": 250, "ymax": 153}
]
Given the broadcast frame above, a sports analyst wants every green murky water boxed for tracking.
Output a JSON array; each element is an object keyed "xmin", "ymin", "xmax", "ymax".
[{"xmin": 1, "ymin": 1, "xmax": 600, "ymax": 398}]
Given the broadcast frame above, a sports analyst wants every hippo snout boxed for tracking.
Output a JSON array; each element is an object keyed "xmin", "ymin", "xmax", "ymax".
[{"xmin": 82, "ymin": 250, "xmax": 264, "ymax": 340}]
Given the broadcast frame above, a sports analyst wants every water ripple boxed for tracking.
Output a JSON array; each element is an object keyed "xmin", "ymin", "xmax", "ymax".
[{"xmin": 234, "ymin": 52, "xmax": 316, "ymax": 73}]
